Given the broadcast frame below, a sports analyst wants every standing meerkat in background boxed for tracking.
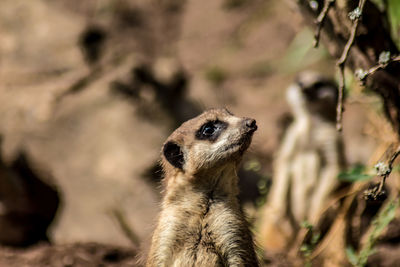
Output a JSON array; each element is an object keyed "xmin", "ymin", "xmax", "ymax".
[
  {"xmin": 147, "ymin": 108, "xmax": 260, "ymax": 267},
  {"xmin": 259, "ymin": 72, "xmax": 345, "ymax": 251}
]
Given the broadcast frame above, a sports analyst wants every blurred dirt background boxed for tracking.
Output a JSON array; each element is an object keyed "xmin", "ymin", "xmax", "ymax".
[{"xmin": 0, "ymin": 0, "xmax": 386, "ymax": 266}]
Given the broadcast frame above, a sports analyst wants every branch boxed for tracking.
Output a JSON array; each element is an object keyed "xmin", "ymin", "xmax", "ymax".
[
  {"xmin": 335, "ymin": 0, "xmax": 367, "ymax": 131},
  {"xmin": 336, "ymin": 66, "xmax": 345, "ymax": 131},
  {"xmin": 356, "ymin": 55, "xmax": 400, "ymax": 82},
  {"xmin": 313, "ymin": 0, "xmax": 335, "ymax": 48},
  {"xmin": 364, "ymin": 143, "xmax": 400, "ymax": 200},
  {"xmin": 110, "ymin": 208, "xmax": 141, "ymax": 247}
]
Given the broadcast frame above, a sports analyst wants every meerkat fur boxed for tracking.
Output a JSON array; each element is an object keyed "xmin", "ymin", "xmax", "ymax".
[{"xmin": 147, "ymin": 108, "xmax": 260, "ymax": 267}]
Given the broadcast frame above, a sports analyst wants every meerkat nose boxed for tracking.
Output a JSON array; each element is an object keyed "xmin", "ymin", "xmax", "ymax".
[{"xmin": 244, "ymin": 118, "xmax": 257, "ymax": 132}]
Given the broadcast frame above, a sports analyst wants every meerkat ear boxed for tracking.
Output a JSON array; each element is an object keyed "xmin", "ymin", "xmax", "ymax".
[{"xmin": 163, "ymin": 141, "xmax": 184, "ymax": 170}]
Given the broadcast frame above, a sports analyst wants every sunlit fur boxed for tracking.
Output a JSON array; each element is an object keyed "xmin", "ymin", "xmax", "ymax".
[{"xmin": 147, "ymin": 108, "xmax": 259, "ymax": 267}]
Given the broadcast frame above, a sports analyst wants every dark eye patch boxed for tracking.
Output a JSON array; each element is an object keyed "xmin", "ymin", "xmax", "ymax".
[
  {"xmin": 301, "ymin": 81, "xmax": 337, "ymax": 101},
  {"xmin": 195, "ymin": 120, "xmax": 228, "ymax": 141}
]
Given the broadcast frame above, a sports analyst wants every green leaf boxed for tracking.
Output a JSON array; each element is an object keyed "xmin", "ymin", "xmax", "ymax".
[
  {"xmin": 357, "ymin": 198, "xmax": 400, "ymax": 266},
  {"xmin": 300, "ymin": 244, "xmax": 309, "ymax": 252},
  {"xmin": 204, "ymin": 66, "xmax": 228, "ymax": 86},
  {"xmin": 311, "ymin": 232, "xmax": 320, "ymax": 245},
  {"xmin": 300, "ymin": 220, "xmax": 313, "ymax": 230},
  {"xmin": 338, "ymin": 164, "xmax": 373, "ymax": 182},
  {"xmin": 346, "ymin": 246, "xmax": 358, "ymax": 266},
  {"xmin": 372, "ymin": 199, "xmax": 397, "ymax": 234},
  {"xmin": 388, "ymin": 0, "xmax": 400, "ymax": 50},
  {"xmin": 279, "ymin": 28, "xmax": 328, "ymax": 73}
]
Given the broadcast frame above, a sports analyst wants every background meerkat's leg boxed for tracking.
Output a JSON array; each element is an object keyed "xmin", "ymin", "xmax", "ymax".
[
  {"xmin": 299, "ymin": 151, "xmax": 320, "ymax": 221},
  {"xmin": 259, "ymin": 125, "xmax": 299, "ymax": 249},
  {"xmin": 308, "ymin": 162, "xmax": 340, "ymax": 225},
  {"xmin": 268, "ymin": 125, "xmax": 299, "ymax": 213},
  {"xmin": 308, "ymin": 135, "xmax": 341, "ymax": 224},
  {"xmin": 259, "ymin": 161, "xmax": 293, "ymax": 250},
  {"xmin": 288, "ymin": 150, "xmax": 321, "ymax": 251},
  {"xmin": 290, "ymin": 154, "xmax": 309, "ymax": 223}
]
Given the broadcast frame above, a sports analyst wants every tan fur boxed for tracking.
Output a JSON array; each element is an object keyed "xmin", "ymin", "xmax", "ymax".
[
  {"xmin": 147, "ymin": 108, "xmax": 259, "ymax": 267},
  {"xmin": 259, "ymin": 72, "xmax": 345, "ymax": 251}
]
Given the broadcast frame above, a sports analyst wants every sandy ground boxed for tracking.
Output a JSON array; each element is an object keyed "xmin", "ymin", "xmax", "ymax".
[{"xmin": 0, "ymin": 0, "xmax": 383, "ymax": 265}]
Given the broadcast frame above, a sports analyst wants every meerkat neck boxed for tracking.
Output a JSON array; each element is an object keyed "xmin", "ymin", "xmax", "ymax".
[{"xmin": 164, "ymin": 166, "xmax": 239, "ymax": 204}]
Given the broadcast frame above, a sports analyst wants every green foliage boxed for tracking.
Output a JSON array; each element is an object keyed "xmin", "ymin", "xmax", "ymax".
[
  {"xmin": 346, "ymin": 246, "xmax": 359, "ymax": 266},
  {"xmin": 244, "ymin": 159, "xmax": 262, "ymax": 172},
  {"xmin": 367, "ymin": 1, "xmax": 400, "ymax": 49},
  {"xmin": 300, "ymin": 221, "xmax": 321, "ymax": 267},
  {"xmin": 243, "ymin": 158, "xmax": 271, "ymax": 207},
  {"xmin": 255, "ymin": 175, "xmax": 270, "ymax": 207},
  {"xmin": 279, "ymin": 28, "xmax": 328, "ymax": 73},
  {"xmin": 204, "ymin": 66, "xmax": 228, "ymax": 86},
  {"xmin": 344, "ymin": 68, "xmax": 355, "ymax": 95},
  {"xmin": 338, "ymin": 164, "xmax": 373, "ymax": 182},
  {"xmin": 387, "ymin": 0, "xmax": 400, "ymax": 49},
  {"xmin": 346, "ymin": 198, "xmax": 399, "ymax": 267},
  {"xmin": 300, "ymin": 220, "xmax": 313, "ymax": 230}
]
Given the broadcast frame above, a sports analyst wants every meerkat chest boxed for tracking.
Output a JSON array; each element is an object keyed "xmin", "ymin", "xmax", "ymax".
[
  {"xmin": 164, "ymin": 195, "xmax": 240, "ymax": 245},
  {"xmin": 292, "ymin": 118, "xmax": 338, "ymax": 151},
  {"xmin": 157, "ymin": 194, "xmax": 253, "ymax": 266}
]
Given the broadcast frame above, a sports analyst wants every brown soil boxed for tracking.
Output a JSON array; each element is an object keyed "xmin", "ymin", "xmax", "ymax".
[
  {"xmin": 0, "ymin": 0, "xmax": 387, "ymax": 265},
  {"xmin": 0, "ymin": 242, "xmax": 139, "ymax": 267}
]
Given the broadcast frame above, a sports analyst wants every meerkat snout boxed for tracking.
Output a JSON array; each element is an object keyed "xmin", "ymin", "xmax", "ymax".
[{"xmin": 244, "ymin": 118, "xmax": 257, "ymax": 132}]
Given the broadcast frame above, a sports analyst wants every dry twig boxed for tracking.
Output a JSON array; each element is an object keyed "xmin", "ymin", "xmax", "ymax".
[
  {"xmin": 111, "ymin": 208, "xmax": 141, "ymax": 247},
  {"xmin": 335, "ymin": 0, "xmax": 367, "ymax": 131},
  {"xmin": 364, "ymin": 143, "xmax": 400, "ymax": 200},
  {"xmin": 313, "ymin": 0, "xmax": 335, "ymax": 48},
  {"xmin": 356, "ymin": 55, "xmax": 400, "ymax": 82}
]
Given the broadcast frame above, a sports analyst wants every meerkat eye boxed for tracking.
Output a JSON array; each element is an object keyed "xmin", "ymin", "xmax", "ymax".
[
  {"xmin": 202, "ymin": 123, "xmax": 216, "ymax": 136},
  {"xmin": 196, "ymin": 120, "xmax": 227, "ymax": 141}
]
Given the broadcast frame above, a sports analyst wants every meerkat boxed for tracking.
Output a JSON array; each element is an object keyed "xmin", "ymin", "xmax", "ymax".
[
  {"xmin": 259, "ymin": 72, "xmax": 345, "ymax": 251},
  {"xmin": 146, "ymin": 108, "xmax": 260, "ymax": 267}
]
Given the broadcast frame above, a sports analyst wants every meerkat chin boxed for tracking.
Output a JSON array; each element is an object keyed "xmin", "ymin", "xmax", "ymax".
[{"xmin": 147, "ymin": 108, "xmax": 260, "ymax": 267}]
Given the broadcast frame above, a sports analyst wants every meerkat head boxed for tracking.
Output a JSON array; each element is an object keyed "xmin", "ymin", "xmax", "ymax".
[
  {"xmin": 286, "ymin": 71, "xmax": 338, "ymax": 121},
  {"xmin": 161, "ymin": 108, "xmax": 257, "ymax": 177}
]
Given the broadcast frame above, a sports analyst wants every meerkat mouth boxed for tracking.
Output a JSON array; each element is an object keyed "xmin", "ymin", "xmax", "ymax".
[
  {"xmin": 239, "ymin": 134, "xmax": 254, "ymax": 153},
  {"xmin": 222, "ymin": 131, "xmax": 255, "ymax": 154}
]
